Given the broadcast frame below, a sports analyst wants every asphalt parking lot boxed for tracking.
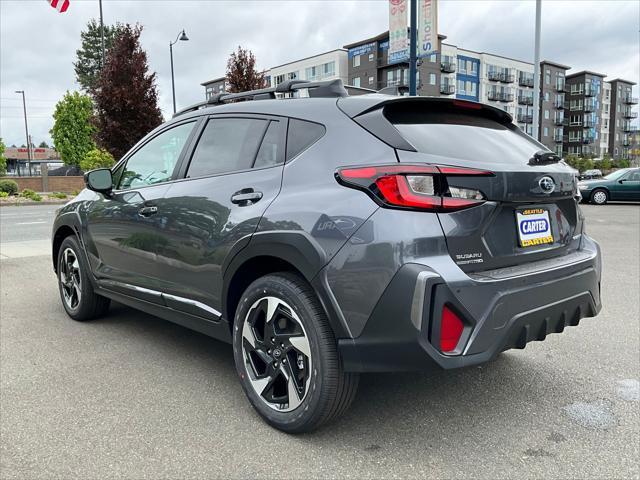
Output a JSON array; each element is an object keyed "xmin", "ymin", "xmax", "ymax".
[{"xmin": 1, "ymin": 203, "xmax": 638, "ymax": 479}]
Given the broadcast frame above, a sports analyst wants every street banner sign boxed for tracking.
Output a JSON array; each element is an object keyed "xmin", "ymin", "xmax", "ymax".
[
  {"xmin": 388, "ymin": 0, "xmax": 409, "ymax": 64},
  {"xmin": 417, "ymin": 0, "xmax": 438, "ymax": 58}
]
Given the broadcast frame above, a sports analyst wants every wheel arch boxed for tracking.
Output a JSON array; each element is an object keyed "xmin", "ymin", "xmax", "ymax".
[
  {"xmin": 222, "ymin": 231, "xmax": 350, "ymax": 339},
  {"xmin": 590, "ymin": 186, "xmax": 610, "ymax": 202},
  {"xmin": 52, "ymin": 223, "xmax": 80, "ymax": 272}
]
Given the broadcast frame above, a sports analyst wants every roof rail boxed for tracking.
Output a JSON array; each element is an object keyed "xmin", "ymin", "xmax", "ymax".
[{"xmin": 173, "ymin": 79, "xmax": 349, "ymax": 118}]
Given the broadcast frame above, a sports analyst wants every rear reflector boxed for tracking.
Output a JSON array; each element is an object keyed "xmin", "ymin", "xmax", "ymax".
[
  {"xmin": 440, "ymin": 305, "xmax": 464, "ymax": 353},
  {"xmin": 336, "ymin": 164, "xmax": 492, "ymax": 212}
]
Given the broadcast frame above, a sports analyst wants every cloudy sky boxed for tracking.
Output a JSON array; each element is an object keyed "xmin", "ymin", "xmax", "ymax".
[{"xmin": 1, "ymin": 0, "xmax": 638, "ymax": 146}]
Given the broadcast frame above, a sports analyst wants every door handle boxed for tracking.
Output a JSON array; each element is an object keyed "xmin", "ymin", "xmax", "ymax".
[
  {"xmin": 231, "ymin": 189, "xmax": 263, "ymax": 206},
  {"xmin": 138, "ymin": 205, "xmax": 158, "ymax": 217}
]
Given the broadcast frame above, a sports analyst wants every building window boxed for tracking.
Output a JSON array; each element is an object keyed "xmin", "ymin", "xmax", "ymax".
[
  {"xmin": 543, "ymin": 127, "xmax": 548, "ymax": 137},
  {"xmin": 469, "ymin": 61, "xmax": 478, "ymax": 76},
  {"xmin": 353, "ymin": 55, "xmax": 360, "ymax": 68},
  {"xmin": 457, "ymin": 58, "xmax": 466, "ymax": 74},
  {"xmin": 305, "ymin": 66, "xmax": 318, "ymax": 81},
  {"xmin": 352, "ymin": 77, "xmax": 360, "ymax": 88},
  {"xmin": 429, "ymin": 73, "xmax": 436, "ymax": 85},
  {"xmin": 369, "ymin": 76, "xmax": 374, "ymax": 85},
  {"xmin": 368, "ymin": 53, "xmax": 374, "ymax": 62},
  {"xmin": 457, "ymin": 79, "xmax": 465, "ymax": 95},
  {"xmin": 275, "ymin": 74, "xmax": 286, "ymax": 85},
  {"xmin": 287, "ymin": 71, "xmax": 298, "ymax": 80},
  {"xmin": 322, "ymin": 61, "xmax": 335, "ymax": 78}
]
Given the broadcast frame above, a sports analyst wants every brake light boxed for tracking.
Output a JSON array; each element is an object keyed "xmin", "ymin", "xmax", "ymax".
[
  {"xmin": 440, "ymin": 305, "xmax": 464, "ymax": 353},
  {"xmin": 336, "ymin": 164, "xmax": 493, "ymax": 212}
]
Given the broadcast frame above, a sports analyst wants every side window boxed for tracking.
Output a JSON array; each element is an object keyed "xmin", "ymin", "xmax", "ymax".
[
  {"xmin": 286, "ymin": 119, "xmax": 326, "ymax": 162},
  {"xmin": 187, "ymin": 118, "xmax": 267, "ymax": 178},
  {"xmin": 254, "ymin": 121, "xmax": 284, "ymax": 169},
  {"xmin": 627, "ymin": 171, "xmax": 640, "ymax": 181},
  {"xmin": 119, "ymin": 122, "xmax": 195, "ymax": 190}
]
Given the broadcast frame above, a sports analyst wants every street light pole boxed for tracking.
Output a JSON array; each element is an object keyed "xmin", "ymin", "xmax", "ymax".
[
  {"xmin": 15, "ymin": 90, "xmax": 32, "ymax": 176},
  {"xmin": 169, "ymin": 29, "xmax": 189, "ymax": 114},
  {"xmin": 532, "ymin": 0, "xmax": 542, "ymax": 141}
]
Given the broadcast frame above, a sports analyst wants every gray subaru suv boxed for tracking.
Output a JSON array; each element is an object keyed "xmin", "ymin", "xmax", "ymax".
[{"xmin": 52, "ymin": 80, "xmax": 602, "ymax": 433}]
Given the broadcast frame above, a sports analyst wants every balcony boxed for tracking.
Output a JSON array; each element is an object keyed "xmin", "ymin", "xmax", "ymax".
[
  {"xmin": 554, "ymin": 98, "xmax": 564, "ymax": 109},
  {"xmin": 553, "ymin": 133, "xmax": 564, "ymax": 143},
  {"xmin": 519, "ymin": 76, "xmax": 534, "ymax": 88},
  {"xmin": 440, "ymin": 61, "xmax": 456, "ymax": 73},
  {"xmin": 623, "ymin": 109, "xmax": 638, "ymax": 119},
  {"xmin": 623, "ymin": 95, "xmax": 639, "ymax": 105},
  {"xmin": 499, "ymin": 92, "xmax": 515, "ymax": 102},
  {"xmin": 499, "ymin": 73, "xmax": 515, "ymax": 83},
  {"xmin": 584, "ymin": 86, "xmax": 597, "ymax": 97},
  {"xmin": 553, "ymin": 115, "xmax": 565, "ymax": 126},
  {"xmin": 487, "ymin": 90, "xmax": 501, "ymax": 101},
  {"xmin": 583, "ymin": 118, "xmax": 595, "ymax": 128},
  {"xmin": 517, "ymin": 95, "xmax": 534, "ymax": 105},
  {"xmin": 517, "ymin": 113, "xmax": 533, "ymax": 123},
  {"xmin": 555, "ymin": 80, "xmax": 566, "ymax": 92},
  {"xmin": 488, "ymin": 71, "xmax": 502, "ymax": 82},
  {"xmin": 440, "ymin": 84, "xmax": 455, "ymax": 95},
  {"xmin": 623, "ymin": 122, "xmax": 635, "ymax": 132},
  {"xmin": 623, "ymin": 137, "xmax": 631, "ymax": 146},
  {"xmin": 584, "ymin": 102, "xmax": 596, "ymax": 112},
  {"xmin": 582, "ymin": 135, "xmax": 595, "ymax": 144}
]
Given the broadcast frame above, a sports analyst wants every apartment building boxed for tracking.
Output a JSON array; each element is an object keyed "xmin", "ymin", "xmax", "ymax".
[
  {"xmin": 564, "ymin": 71, "xmax": 606, "ymax": 158},
  {"xmin": 539, "ymin": 61, "xmax": 569, "ymax": 157},
  {"xmin": 268, "ymin": 49, "xmax": 348, "ymax": 87},
  {"xmin": 608, "ymin": 79, "xmax": 638, "ymax": 160},
  {"xmin": 201, "ymin": 49, "xmax": 348, "ymax": 101}
]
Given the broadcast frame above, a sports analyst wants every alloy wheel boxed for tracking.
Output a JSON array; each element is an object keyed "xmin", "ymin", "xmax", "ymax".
[
  {"xmin": 59, "ymin": 247, "xmax": 81, "ymax": 310},
  {"xmin": 241, "ymin": 296, "xmax": 312, "ymax": 412}
]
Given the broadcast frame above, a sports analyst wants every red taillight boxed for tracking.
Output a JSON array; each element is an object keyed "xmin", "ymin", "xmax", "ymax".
[
  {"xmin": 440, "ymin": 305, "xmax": 464, "ymax": 353},
  {"xmin": 336, "ymin": 164, "xmax": 492, "ymax": 212}
]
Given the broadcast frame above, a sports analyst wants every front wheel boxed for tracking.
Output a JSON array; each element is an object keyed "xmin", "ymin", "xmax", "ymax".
[
  {"xmin": 57, "ymin": 235, "xmax": 110, "ymax": 321},
  {"xmin": 233, "ymin": 272, "xmax": 359, "ymax": 433},
  {"xmin": 590, "ymin": 188, "xmax": 608, "ymax": 205}
]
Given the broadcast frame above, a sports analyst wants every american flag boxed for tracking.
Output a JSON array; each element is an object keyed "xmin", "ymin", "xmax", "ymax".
[{"xmin": 45, "ymin": 0, "xmax": 70, "ymax": 13}]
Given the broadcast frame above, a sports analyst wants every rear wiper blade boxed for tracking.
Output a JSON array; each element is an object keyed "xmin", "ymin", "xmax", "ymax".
[{"xmin": 529, "ymin": 150, "xmax": 561, "ymax": 166}]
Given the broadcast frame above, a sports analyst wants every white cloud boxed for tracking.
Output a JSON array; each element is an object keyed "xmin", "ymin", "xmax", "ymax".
[{"xmin": 0, "ymin": 0, "xmax": 638, "ymax": 147}]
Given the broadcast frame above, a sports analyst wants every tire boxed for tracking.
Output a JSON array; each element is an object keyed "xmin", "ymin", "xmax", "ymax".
[
  {"xmin": 57, "ymin": 235, "xmax": 110, "ymax": 321},
  {"xmin": 233, "ymin": 272, "xmax": 359, "ymax": 433},
  {"xmin": 590, "ymin": 189, "xmax": 608, "ymax": 205}
]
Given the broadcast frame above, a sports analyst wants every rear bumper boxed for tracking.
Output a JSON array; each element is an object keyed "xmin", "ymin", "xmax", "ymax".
[{"xmin": 338, "ymin": 235, "xmax": 602, "ymax": 372}]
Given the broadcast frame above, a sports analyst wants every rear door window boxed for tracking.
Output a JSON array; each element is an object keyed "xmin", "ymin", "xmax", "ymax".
[
  {"xmin": 286, "ymin": 119, "xmax": 326, "ymax": 161},
  {"xmin": 388, "ymin": 109, "xmax": 542, "ymax": 164},
  {"xmin": 187, "ymin": 118, "xmax": 268, "ymax": 178}
]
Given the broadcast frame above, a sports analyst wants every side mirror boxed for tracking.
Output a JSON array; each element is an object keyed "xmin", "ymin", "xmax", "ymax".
[{"xmin": 84, "ymin": 168, "xmax": 113, "ymax": 194}]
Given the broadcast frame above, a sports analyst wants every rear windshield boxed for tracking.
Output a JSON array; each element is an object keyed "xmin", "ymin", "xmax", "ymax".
[{"xmin": 387, "ymin": 109, "xmax": 543, "ymax": 164}]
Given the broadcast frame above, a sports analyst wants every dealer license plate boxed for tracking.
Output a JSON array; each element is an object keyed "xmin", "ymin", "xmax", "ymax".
[{"xmin": 516, "ymin": 208, "xmax": 554, "ymax": 247}]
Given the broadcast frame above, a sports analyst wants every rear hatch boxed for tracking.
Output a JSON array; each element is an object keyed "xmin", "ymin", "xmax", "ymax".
[{"xmin": 342, "ymin": 96, "xmax": 582, "ymax": 273}]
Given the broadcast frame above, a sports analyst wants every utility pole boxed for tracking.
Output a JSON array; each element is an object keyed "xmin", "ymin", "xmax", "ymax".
[
  {"xmin": 15, "ymin": 90, "xmax": 32, "ymax": 176},
  {"xmin": 99, "ymin": 0, "xmax": 105, "ymax": 68},
  {"xmin": 408, "ymin": 0, "xmax": 418, "ymax": 96},
  {"xmin": 532, "ymin": 0, "xmax": 542, "ymax": 140}
]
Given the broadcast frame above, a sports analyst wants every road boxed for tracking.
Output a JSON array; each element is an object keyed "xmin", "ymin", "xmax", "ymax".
[
  {"xmin": 0, "ymin": 204, "xmax": 57, "ymax": 259},
  {"xmin": 0, "ymin": 203, "xmax": 639, "ymax": 479}
]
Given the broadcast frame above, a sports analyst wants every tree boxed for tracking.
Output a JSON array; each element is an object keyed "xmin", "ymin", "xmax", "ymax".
[
  {"xmin": 225, "ymin": 46, "xmax": 266, "ymax": 93},
  {"xmin": 50, "ymin": 91, "xmax": 97, "ymax": 166},
  {"xmin": 599, "ymin": 156, "xmax": 612, "ymax": 171},
  {"xmin": 38, "ymin": 141, "xmax": 49, "ymax": 148},
  {"xmin": 94, "ymin": 24, "xmax": 163, "ymax": 160},
  {"xmin": 74, "ymin": 19, "xmax": 125, "ymax": 92},
  {"xmin": 0, "ymin": 138, "xmax": 6, "ymax": 176}
]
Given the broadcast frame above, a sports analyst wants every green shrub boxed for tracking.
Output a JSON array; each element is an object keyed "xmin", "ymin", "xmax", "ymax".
[
  {"xmin": 50, "ymin": 192, "xmax": 68, "ymax": 199},
  {"xmin": 0, "ymin": 179, "xmax": 18, "ymax": 195},
  {"xmin": 0, "ymin": 191, "xmax": 9, "ymax": 198},
  {"xmin": 19, "ymin": 189, "xmax": 43, "ymax": 202},
  {"xmin": 80, "ymin": 148, "xmax": 115, "ymax": 172}
]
